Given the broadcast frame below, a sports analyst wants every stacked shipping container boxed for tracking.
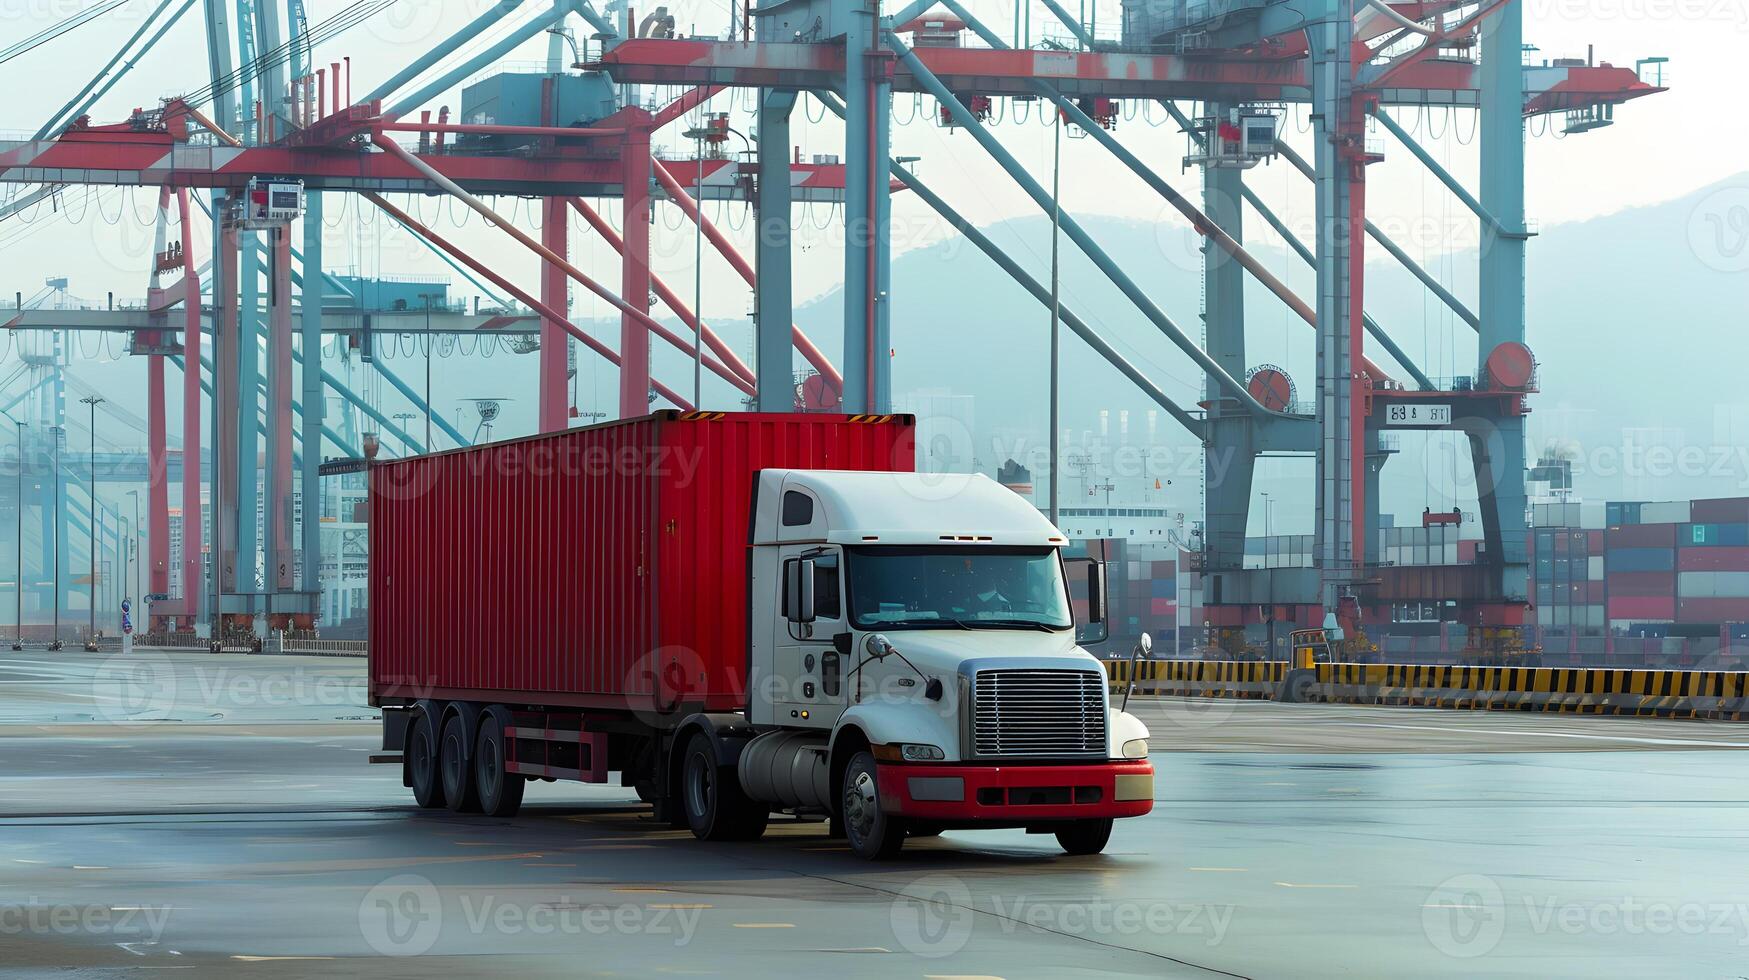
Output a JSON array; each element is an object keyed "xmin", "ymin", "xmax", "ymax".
[{"xmin": 1531, "ymin": 495, "xmax": 1749, "ymax": 632}]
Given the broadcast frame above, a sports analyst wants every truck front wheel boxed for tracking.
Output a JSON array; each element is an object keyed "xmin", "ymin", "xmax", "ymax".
[
  {"xmin": 841, "ymin": 751, "xmax": 905, "ymax": 860},
  {"xmin": 681, "ymin": 733, "xmax": 768, "ymax": 841},
  {"xmin": 1055, "ymin": 818, "xmax": 1114, "ymax": 856}
]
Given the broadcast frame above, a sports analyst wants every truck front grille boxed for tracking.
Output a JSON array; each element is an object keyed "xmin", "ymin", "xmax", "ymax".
[{"xmin": 970, "ymin": 669, "xmax": 1106, "ymax": 759}]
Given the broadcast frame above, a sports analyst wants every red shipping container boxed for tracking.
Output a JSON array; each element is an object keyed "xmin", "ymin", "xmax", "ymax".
[
  {"xmin": 1679, "ymin": 546, "xmax": 1749, "ymax": 572},
  {"xmin": 1148, "ymin": 597, "xmax": 1175, "ymax": 616},
  {"xmin": 1608, "ymin": 596, "xmax": 1675, "ymax": 620},
  {"xmin": 1677, "ymin": 598, "xmax": 1749, "ymax": 624},
  {"xmin": 1459, "ymin": 539, "xmax": 1480, "ymax": 563},
  {"xmin": 1609, "ymin": 523, "xmax": 1677, "ymax": 548},
  {"xmin": 1587, "ymin": 531, "xmax": 1604, "ymax": 553},
  {"xmin": 1690, "ymin": 498, "xmax": 1749, "ymax": 524},
  {"xmin": 368, "ymin": 412, "xmax": 915, "ymax": 711},
  {"xmin": 1606, "ymin": 570, "xmax": 1677, "ymax": 597}
]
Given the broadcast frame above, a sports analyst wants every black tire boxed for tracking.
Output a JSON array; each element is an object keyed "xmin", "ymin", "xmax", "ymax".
[
  {"xmin": 1055, "ymin": 818, "xmax": 1114, "ymax": 856},
  {"xmin": 681, "ymin": 733, "xmax": 768, "ymax": 841},
  {"xmin": 440, "ymin": 714, "xmax": 480, "ymax": 813},
  {"xmin": 840, "ymin": 751, "xmax": 905, "ymax": 860},
  {"xmin": 474, "ymin": 713, "xmax": 525, "ymax": 818},
  {"xmin": 408, "ymin": 713, "xmax": 445, "ymax": 809}
]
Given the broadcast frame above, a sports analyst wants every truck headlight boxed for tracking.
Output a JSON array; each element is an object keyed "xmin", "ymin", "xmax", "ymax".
[
  {"xmin": 1122, "ymin": 738, "xmax": 1149, "ymax": 760},
  {"xmin": 899, "ymin": 743, "xmax": 945, "ymax": 762}
]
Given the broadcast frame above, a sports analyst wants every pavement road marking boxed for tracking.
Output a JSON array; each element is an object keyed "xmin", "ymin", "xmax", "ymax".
[{"xmin": 1344, "ymin": 721, "xmax": 1749, "ymax": 748}]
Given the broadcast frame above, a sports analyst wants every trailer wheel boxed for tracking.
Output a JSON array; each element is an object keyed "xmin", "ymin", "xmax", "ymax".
[
  {"xmin": 680, "ymin": 733, "xmax": 767, "ymax": 841},
  {"xmin": 474, "ymin": 714, "xmax": 524, "ymax": 818},
  {"xmin": 440, "ymin": 714, "xmax": 481, "ymax": 813},
  {"xmin": 841, "ymin": 751, "xmax": 905, "ymax": 861},
  {"xmin": 1054, "ymin": 818, "xmax": 1114, "ymax": 856},
  {"xmin": 408, "ymin": 713, "xmax": 445, "ymax": 809}
]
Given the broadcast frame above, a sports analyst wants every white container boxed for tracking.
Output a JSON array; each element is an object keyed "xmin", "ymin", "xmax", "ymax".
[
  {"xmin": 1642, "ymin": 500, "xmax": 1692, "ymax": 525},
  {"xmin": 1588, "ymin": 556, "xmax": 1604, "ymax": 581}
]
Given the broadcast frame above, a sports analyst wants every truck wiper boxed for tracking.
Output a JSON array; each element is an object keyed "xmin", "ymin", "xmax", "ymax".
[{"xmin": 950, "ymin": 618, "xmax": 1061, "ymax": 633}]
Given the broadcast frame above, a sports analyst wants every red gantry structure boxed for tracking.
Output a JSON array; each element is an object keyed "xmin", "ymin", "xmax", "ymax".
[{"xmin": 0, "ymin": 0, "xmax": 1664, "ymax": 653}]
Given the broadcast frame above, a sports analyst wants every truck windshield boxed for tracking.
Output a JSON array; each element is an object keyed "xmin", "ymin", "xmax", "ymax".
[{"xmin": 845, "ymin": 546, "xmax": 1072, "ymax": 631}]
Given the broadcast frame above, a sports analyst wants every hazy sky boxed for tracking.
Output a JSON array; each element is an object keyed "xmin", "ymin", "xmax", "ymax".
[
  {"xmin": 0, "ymin": 0, "xmax": 1738, "ymax": 466},
  {"xmin": 0, "ymin": 1, "xmax": 1731, "ymax": 299}
]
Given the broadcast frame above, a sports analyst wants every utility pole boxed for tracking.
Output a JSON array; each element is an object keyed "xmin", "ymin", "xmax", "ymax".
[
  {"xmin": 126, "ymin": 488, "xmax": 139, "ymax": 605},
  {"xmin": 3, "ymin": 412, "xmax": 22, "ymax": 651},
  {"xmin": 683, "ymin": 123, "xmax": 708, "ymax": 409},
  {"xmin": 418, "ymin": 292, "xmax": 443, "ymax": 453},
  {"xmin": 393, "ymin": 413, "xmax": 416, "ymax": 456},
  {"xmin": 80, "ymin": 395, "xmax": 103, "ymax": 651},
  {"xmin": 47, "ymin": 425, "xmax": 62, "ymax": 650},
  {"xmin": 1048, "ymin": 105, "xmax": 1063, "ymax": 526}
]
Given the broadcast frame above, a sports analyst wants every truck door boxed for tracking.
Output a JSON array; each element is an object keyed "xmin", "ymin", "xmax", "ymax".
[{"xmin": 777, "ymin": 545, "xmax": 848, "ymax": 730}]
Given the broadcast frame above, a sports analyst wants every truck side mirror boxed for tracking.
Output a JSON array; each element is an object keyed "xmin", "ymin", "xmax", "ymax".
[
  {"xmin": 1064, "ymin": 556, "xmax": 1110, "ymax": 646},
  {"xmin": 786, "ymin": 557, "xmax": 817, "ymax": 625}
]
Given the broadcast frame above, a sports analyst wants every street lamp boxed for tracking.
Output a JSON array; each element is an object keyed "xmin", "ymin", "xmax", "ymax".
[
  {"xmin": 682, "ymin": 123, "xmax": 709, "ymax": 409},
  {"xmin": 392, "ymin": 412, "xmax": 416, "ymax": 456},
  {"xmin": 126, "ymin": 488, "xmax": 139, "ymax": 608},
  {"xmin": 47, "ymin": 423, "xmax": 62, "ymax": 651},
  {"xmin": 80, "ymin": 395, "xmax": 103, "ymax": 651},
  {"xmin": 418, "ymin": 292, "xmax": 444, "ymax": 452},
  {"xmin": 1, "ymin": 411, "xmax": 23, "ymax": 651}
]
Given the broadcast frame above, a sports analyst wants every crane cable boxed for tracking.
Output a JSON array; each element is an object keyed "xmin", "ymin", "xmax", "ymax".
[{"xmin": 0, "ymin": 0, "xmax": 130, "ymax": 66}]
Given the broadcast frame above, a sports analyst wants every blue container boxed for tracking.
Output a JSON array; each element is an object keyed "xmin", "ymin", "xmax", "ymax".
[
  {"xmin": 1608, "ymin": 547, "xmax": 1676, "ymax": 573},
  {"xmin": 1608, "ymin": 501, "xmax": 1645, "ymax": 526},
  {"xmin": 1685, "ymin": 523, "xmax": 1749, "ymax": 547}
]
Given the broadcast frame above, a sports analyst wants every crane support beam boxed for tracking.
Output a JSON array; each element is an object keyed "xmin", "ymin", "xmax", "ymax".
[
  {"xmin": 1273, "ymin": 137, "xmax": 1481, "ymax": 330},
  {"xmin": 649, "ymin": 159, "xmax": 843, "ymax": 393},
  {"xmin": 1372, "ymin": 108, "xmax": 1509, "ymax": 237},
  {"xmin": 592, "ymin": 37, "xmax": 1663, "ymax": 110},
  {"xmin": 883, "ymin": 33, "xmax": 1276, "ymax": 417},
  {"xmin": 931, "ymin": 0, "xmax": 1389, "ymax": 382},
  {"xmin": 369, "ymin": 136, "xmax": 710, "ymax": 411},
  {"xmin": 818, "ymin": 87, "xmax": 1210, "ymax": 437},
  {"xmin": 567, "ymin": 197, "xmax": 759, "ymax": 389},
  {"xmin": 362, "ymin": 192, "xmax": 695, "ymax": 411}
]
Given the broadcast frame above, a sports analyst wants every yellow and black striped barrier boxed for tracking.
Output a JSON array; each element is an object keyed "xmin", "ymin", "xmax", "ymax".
[
  {"xmin": 1106, "ymin": 660, "xmax": 1749, "ymax": 721},
  {"xmin": 1108, "ymin": 659, "xmax": 1287, "ymax": 700}
]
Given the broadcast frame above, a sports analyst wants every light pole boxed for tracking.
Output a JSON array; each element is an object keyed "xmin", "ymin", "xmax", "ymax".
[
  {"xmin": 682, "ymin": 123, "xmax": 709, "ymax": 409},
  {"xmin": 1048, "ymin": 103, "xmax": 1062, "ymax": 527},
  {"xmin": 126, "ymin": 488, "xmax": 139, "ymax": 606},
  {"xmin": 80, "ymin": 395, "xmax": 103, "ymax": 651},
  {"xmin": 2, "ymin": 412, "xmax": 22, "ymax": 650},
  {"xmin": 47, "ymin": 423, "xmax": 62, "ymax": 651},
  {"xmin": 392, "ymin": 412, "xmax": 416, "ymax": 456},
  {"xmin": 418, "ymin": 292, "xmax": 444, "ymax": 452}
]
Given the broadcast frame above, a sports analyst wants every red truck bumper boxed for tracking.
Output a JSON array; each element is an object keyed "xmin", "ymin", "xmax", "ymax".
[{"xmin": 876, "ymin": 759, "xmax": 1155, "ymax": 823}]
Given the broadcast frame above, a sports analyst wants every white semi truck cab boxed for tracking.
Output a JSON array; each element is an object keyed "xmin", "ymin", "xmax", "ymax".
[{"xmin": 675, "ymin": 469, "xmax": 1154, "ymax": 859}]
